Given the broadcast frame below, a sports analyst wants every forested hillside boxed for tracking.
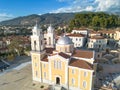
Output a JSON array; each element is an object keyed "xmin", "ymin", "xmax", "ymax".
[{"xmin": 69, "ymin": 12, "xmax": 120, "ymax": 30}]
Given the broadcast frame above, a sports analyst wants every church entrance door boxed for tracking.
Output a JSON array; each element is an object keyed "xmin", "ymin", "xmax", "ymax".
[{"xmin": 56, "ymin": 77, "xmax": 60, "ymax": 85}]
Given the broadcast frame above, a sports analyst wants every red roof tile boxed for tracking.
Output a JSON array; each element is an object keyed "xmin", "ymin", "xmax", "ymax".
[
  {"xmin": 67, "ymin": 33, "xmax": 85, "ymax": 37},
  {"xmin": 45, "ymin": 48, "xmax": 55, "ymax": 54},
  {"xmin": 58, "ymin": 52, "xmax": 71, "ymax": 59},
  {"xmin": 41, "ymin": 55, "xmax": 48, "ymax": 62},
  {"xmin": 69, "ymin": 58, "xmax": 93, "ymax": 70},
  {"xmin": 72, "ymin": 49, "xmax": 94, "ymax": 59},
  {"xmin": 90, "ymin": 35, "xmax": 105, "ymax": 39}
]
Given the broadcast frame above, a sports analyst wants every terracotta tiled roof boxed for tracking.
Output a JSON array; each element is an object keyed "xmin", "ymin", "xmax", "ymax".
[
  {"xmin": 90, "ymin": 35, "xmax": 105, "ymax": 39},
  {"xmin": 89, "ymin": 31, "xmax": 101, "ymax": 34},
  {"xmin": 45, "ymin": 48, "xmax": 55, "ymax": 54},
  {"xmin": 41, "ymin": 55, "xmax": 48, "ymax": 62},
  {"xmin": 58, "ymin": 52, "xmax": 70, "ymax": 59},
  {"xmin": 72, "ymin": 49, "xmax": 94, "ymax": 59},
  {"xmin": 69, "ymin": 58, "xmax": 93, "ymax": 70},
  {"xmin": 98, "ymin": 30, "xmax": 115, "ymax": 34},
  {"xmin": 67, "ymin": 33, "xmax": 85, "ymax": 37}
]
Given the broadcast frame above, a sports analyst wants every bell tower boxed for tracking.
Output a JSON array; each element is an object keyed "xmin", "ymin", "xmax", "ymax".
[
  {"xmin": 46, "ymin": 24, "xmax": 55, "ymax": 48},
  {"xmin": 31, "ymin": 23, "xmax": 45, "ymax": 82}
]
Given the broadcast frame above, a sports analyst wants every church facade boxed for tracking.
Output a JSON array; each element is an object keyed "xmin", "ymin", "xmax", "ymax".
[{"xmin": 31, "ymin": 24, "xmax": 95, "ymax": 90}]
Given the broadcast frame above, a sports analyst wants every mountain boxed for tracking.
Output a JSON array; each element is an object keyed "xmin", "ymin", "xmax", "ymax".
[{"xmin": 0, "ymin": 13, "xmax": 75, "ymax": 26}]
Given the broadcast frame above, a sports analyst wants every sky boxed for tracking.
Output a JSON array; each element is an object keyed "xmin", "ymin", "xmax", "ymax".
[{"xmin": 0, "ymin": 0, "xmax": 120, "ymax": 21}]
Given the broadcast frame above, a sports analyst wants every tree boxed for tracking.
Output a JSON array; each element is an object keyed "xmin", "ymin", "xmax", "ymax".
[
  {"xmin": 69, "ymin": 12, "xmax": 120, "ymax": 30},
  {"xmin": 8, "ymin": 38, "xmax": 24, "ymax": 56}
]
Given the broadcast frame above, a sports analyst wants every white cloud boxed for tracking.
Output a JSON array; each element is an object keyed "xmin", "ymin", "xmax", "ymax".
[
  {"xmin": 51, "ymin": 0, "xmax": 120, "ymax": 13},
  {"xmin": 50, "ymin": 6, "xmax": 82, "ymax": 13},
  {"xmin": 95, "ymin": 0, "xmax": 120, "ymax": 12},
  {"xmin": 0, "ymin": 13, "xmax": 14, "ymax": 22},
  {"xmin": 85, "ymin": 6, "xmax": 94, "ymax": 11}
]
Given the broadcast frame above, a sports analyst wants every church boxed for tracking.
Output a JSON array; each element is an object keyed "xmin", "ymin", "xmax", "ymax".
[{"xmin": 31, "ymin": 24, "xmax": 96, "ymax": 90}]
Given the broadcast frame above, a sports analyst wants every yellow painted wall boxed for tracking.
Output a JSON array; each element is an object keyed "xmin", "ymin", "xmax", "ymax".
[
  {"xmin": 41, "ymin": 63, "xmax": 49, "ymax": 80},
  {"xmin": 56, "ymin": 44, "xmax": 73, "ymax": 53},
  {"xmin": 68, "ymin": 67, "xmax": 79, "ymax": 87},
  {"xmin": 50, "ymin": 57, "xmax": 67, "ymax": 84},
  {"xmin": 79, "ymin": 70, "xmax": 92, "ymax": 90},
  {"xmin": 31, "ymin": 53, "xmax": 41, "ymax": 79}
]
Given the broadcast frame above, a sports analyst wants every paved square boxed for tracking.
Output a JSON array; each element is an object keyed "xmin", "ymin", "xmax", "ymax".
[{"xmin": 0, "ymin": 64, "xmax": 49, "ymax": 90}]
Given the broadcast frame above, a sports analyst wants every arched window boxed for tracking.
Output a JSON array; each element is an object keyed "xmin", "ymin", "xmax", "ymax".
[
  {"xmin": 34, "ymin": 41, "xmax": 36, "ymax": 51},
  {"xmin": 41, "ymin": 40, "xmax": 42, "ymax": 45},
  {"xmin": 36, "ymin": 71, "xmax": 38, "ymax": 77},
  {"xmin": 49, "ymin": 37, "xmax": 51, "ymax": 45},
  {"xmin": 44, "ymin": 72, "xmax": 46, "ymax": 78},
  {"xmin": 83, "ymin": 81, "xmax": 87, "ymax": 88},
  {"xmin": 72, "ymin": 78, "xmax": 75, "ymax": 85}
]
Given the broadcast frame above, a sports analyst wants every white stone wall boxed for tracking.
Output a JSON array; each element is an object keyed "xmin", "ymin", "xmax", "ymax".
[
  {"xmin": 88, "ymin": 39, "xmax": 107, "ymax": 49},
  {"xmin": 69, "ymin": 37, "xmax": 86, "ymax": 47}
]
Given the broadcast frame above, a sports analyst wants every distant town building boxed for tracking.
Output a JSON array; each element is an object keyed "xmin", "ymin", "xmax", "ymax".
[
  {"xmin": 115, "ymin": 30, "xmax": 120, "ymax": 40},
  {"xmin": 71, "ymin": 28, "xmax": 89, "ymax": 36},
  {"xmin": 88, "ymin": 35, "xmax": 107, "ymax": 50},
  {"xmin": 0, "ymin": 38, "xmax": 8, "ymax": 54},
  {"xmin": 67, "ymin": 33, "xmax": 87, "ymax": 47}
]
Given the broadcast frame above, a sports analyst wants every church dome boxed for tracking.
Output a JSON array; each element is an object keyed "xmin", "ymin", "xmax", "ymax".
[
  {"xmin": 47, "ymin": 24, "xmax": 54, "ymax": 33},
  {"xmin": 57, "ymin": 35, "xmax": 73, "ymax": 45}
]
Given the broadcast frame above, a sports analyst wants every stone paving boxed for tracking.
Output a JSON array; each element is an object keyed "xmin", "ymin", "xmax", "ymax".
[{"xmin": 0, "ymin": 64, "xmax": 49, "ymax": 90}]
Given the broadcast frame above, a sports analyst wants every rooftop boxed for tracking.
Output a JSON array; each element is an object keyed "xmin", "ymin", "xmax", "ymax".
[
  {"xmin": 69, "ymin": 58, "xmax": 93, "ymax": 70},
  {"xmin": 72, "ymin": 49, "xmax": 94, "ymax": 59}
]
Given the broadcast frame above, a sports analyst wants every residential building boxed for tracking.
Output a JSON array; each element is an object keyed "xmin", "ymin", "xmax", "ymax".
[
  {"xmin": 115, "ymin": 30, "xmax": 120, "ymax": 40},
  {"xmin": 88, "ymin": 35, "xmax": 107, "ymax": 50},
  {"xmin": 67, "ymin": 33, "xmax": 87, "ymax": 47},
  {"xmin": 71, "ymin": 28, "xmax": 89, "ymax": 36}
]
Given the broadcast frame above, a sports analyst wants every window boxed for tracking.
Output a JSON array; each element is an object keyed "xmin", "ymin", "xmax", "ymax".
[
  {"xmin": 54, "ymin": 60, "xmax": 56, "ymax": 68},
  {"xmin": 49, "ymin": 37, "xmax": 51, "ymax": 45},
  {"xmin": 57, "ymin": 61, "xmax": 59, "ymax": 69},
  {"xmin": 98, "ymin": 55, "xmax": 100, "ymax": 58},
  {"xmin": 65, "ymin": 47, "xmax": 67, "ymax": 52},
  {"xmin": 36, "ymin": 71, "xmax": 38, "ymax": 77},
  {"xmin": 59, "ymin": 61, "xmax": 61, "ymax": 69},
  {"xmin": 72, "ymin": 78, "xmax": 75, "ymax": 85},
  {"xmin": 84, "ymin": 72, "xmax": 87, "ymax": 77},
  {"xmin": 44, "ymin": 64, "xmax": 46, "ymax": 68},
  {"xmin": 72, "ymin": 69, "xmax": 75, "ymax": 74},
  {"xmin": 34, "ymin": 32, "xmax": 36, "ymax": 35},
  {"xmin": 54, "ymin": 60, "xmax": 62, "ymax": 69},
  {"xmin": 44, "ymin": 72, "xmax": 46, "ymax": 78},
  {"xmin": 76, "ymin": 38, "xmax": 78, "ymax": 41},
  {"xmin": 34, "ymin": 41, "xmax": 36, "ymax": 51},
  {"xmin": 83, "ymin": 81, "xmax": 87, "ymax": 88},
  {"xmin": 41, "ymin": 40, "xmax": 42, "ymax": 45}
]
